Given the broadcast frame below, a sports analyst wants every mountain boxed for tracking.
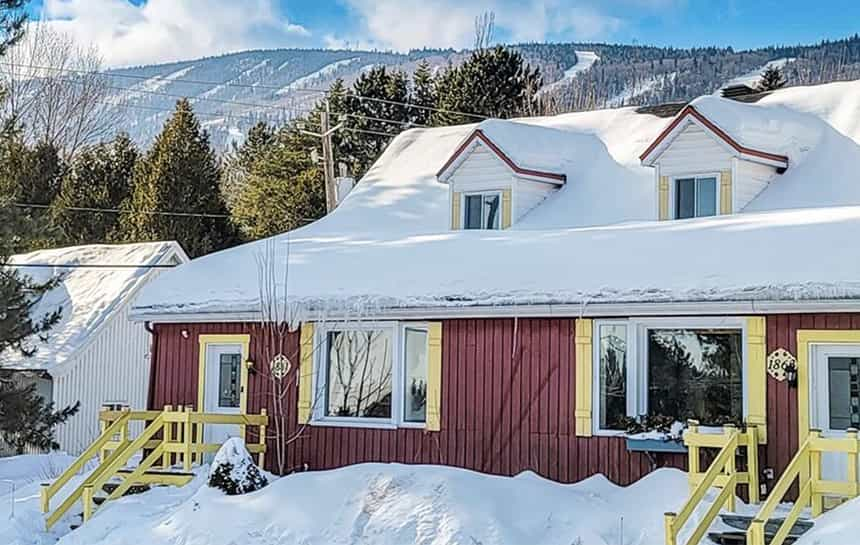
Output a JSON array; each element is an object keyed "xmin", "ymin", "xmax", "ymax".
[{"xmin": 104, "ymin": 35, "xmax": 860, "ymax": 149}]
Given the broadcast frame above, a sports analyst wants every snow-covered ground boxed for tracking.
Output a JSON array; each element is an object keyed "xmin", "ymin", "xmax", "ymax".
[
  {"xmin": 539, "ymin": 50, "xmax": 599, "ymax": 94},
  {"xmin": 276, "ymin": 57, "xmax": 360, "ymax": 94},
  {"xmin": 5, "ymin": 452, "xmax": 860, "ymax": 545}
]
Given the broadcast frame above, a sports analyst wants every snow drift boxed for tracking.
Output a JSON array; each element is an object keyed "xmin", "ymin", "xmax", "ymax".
[{"xmin": 58, "ymin": 463, "xmax": 690, "ymax": 545}]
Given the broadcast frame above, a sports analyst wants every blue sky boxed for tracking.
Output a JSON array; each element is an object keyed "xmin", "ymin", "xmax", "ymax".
[{"xmin": 26, "ymin": 0, "xmax": 860, "ymax": 67}]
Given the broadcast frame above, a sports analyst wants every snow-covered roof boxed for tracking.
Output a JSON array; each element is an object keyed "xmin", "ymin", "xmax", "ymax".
[
  {"xmin": 2, "ymin": 242, "xmax": 187, "ymax": 371},
  {"xmin": 133, "ymin": 79, "xmax": 860, "ymax": 321}
]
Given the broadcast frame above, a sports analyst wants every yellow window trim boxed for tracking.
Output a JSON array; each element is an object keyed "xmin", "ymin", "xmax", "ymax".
[
  {"xmin": 501, "ymin": 188, "xmax": 512, "ymax": 229},
  {"xmin": 574, "ymin": 318, "xmax": 593, "ymax": 437},
  {"xmin": 197, "ymin": 334, "xmax": 251, "ymax": 414},
  {"xmin": 451, "ymin": 191, "xmax": 461, "ymax": 230},
  {"xmin": 658, "ymin": 176, "xmax": 670, "ymax": 220},
  {"xmin": 746, "ymin": 317, "xmax": 767, "ymax": 444},
  {"xmin": 426, "ymin": 322, "xmax": 443, "ymax": 431},
  {"xmin": 720, "ymin": 170, "xmax": 732, "ymax": 214},
  {"xmin": 298, "ymin": 323, "xmax": 315, "ymax": 424}
]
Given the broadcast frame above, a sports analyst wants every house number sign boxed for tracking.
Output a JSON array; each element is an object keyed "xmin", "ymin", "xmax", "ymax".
[
  {"xmin": 270, "ymin": 354, "xmax": 292, "ymax": 380},
  {"xmin": 767, "ymin": 348, "xmax": 796, "ymax": 382}
]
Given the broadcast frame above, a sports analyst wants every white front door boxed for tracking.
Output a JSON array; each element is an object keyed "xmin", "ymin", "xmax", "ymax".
[
  {"xmin": 203, "ymin": 343, "xmax": 243, "ymax": 447},
  {"xmin": 810, "ymin": 344, "xmax": 860, "ymax": 481}
]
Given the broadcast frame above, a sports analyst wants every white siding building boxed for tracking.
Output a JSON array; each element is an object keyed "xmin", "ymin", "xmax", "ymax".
[{"xmin": 1, "ymin": 241, "xmax": 188, "ymax": 455}]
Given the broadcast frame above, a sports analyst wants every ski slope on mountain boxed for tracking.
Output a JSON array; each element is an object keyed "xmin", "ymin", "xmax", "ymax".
[{"xmin": 539, "ymin": 50, "xmax": 599, "ymax": 94}]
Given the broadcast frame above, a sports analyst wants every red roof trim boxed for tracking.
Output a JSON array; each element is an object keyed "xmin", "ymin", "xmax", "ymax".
[
  {"xmin": 639, "ymin": 105, "xmax": 789, "ymax": 167},
  {"xmin": 437, "ymin": 129, "xmax": 567, "ymax": 183}
]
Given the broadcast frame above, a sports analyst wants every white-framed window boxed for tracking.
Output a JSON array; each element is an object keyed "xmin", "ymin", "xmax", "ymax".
[
  {"xmin": 673, "ymin": 174, "xmax": 719, "ymax": 219},
  {"xmin": 592, "ymin": 317, "xmax": 747, "ymax": 435},
  {"xmin": 313, "ymin": 322, "xmax": 429, "ymax": 429},
  {"xmin": 463, "ymin": 191, "xmax": 501, "ymax": 230}
]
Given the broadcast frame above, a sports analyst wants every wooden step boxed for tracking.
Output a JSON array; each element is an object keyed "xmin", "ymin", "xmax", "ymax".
[
  {"xmin": 720, "ymin": 514, "xmax": 814, "ymax": 535},
  {"xmin": 102, "ymin": 482, "xmax": 151, "ymax": 496},
  {"xmin": 114, "ymin": 468, "xmax": 195, "ymax": 486},
  {"xmin": 708, "ymin": 530, "xmax": 800, "ymax": 545}
]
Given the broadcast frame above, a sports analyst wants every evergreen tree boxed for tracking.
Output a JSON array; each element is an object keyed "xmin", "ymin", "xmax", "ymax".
[
  {"xmin": 229, "ymin": 125, "xmax": 326, "ymax": 239},
  {"xmin": 757, "ymin": 65, "xmax": 787, "ymax": 91},
  {"xmin": 336, "ymin": 67, "xmax": 410, "ymax": 179},
  {"xmin": 51, "ymin": 133, "xmax": 138, "ymax": 245},
  {"xmin": 0, "ymin": 123, "xmax": 64, "ymax": 252},
  {"xmin": 410, "ymin": 60, "xmax": 436, "ymax": 126},
  {"xmin": 433, "ymin": 46, "xmax": 542, "ymax": 125},
  {"xmin": 120, "ymin": 99, "xmax": 234, "ymax": 257}
]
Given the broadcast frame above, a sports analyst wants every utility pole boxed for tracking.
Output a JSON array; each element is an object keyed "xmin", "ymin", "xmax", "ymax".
[
  {"xmin": 300, "ymin": 99, "xmax": 343, "ymax": 213},
  {"xmin": 320, "ymin": 102, "xmax": 338, "ymax": 213}
]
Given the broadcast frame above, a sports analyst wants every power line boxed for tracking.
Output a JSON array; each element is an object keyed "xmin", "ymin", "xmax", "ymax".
[
  {"xmin": 13, "ymin": 203, "xmax": 232, "ymax": 219},
  {"xmin": 6, "ymin": 263, "xmax": 177, "ymax": 269},
  {"xmin": 0, "ymin": 60, "xmax": 489, "ymax": 121}
]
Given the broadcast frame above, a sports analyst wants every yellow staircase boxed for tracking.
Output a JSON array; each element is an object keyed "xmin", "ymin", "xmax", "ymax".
[
  {"xmin": 665, "ymin": 423, "xmax": 860, "ymax": 545},
  {"xmin": 40, "ymin": 405, "xmax": 268, "ymax": 531}
]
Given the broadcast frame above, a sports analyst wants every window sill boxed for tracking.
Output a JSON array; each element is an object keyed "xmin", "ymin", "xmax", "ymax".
[{"xmin": 309, "ymin": 418, "xmax": 426, "ymax": 431}]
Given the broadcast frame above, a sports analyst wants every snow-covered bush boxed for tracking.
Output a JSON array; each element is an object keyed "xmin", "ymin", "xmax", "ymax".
[{"xmin": 208, "ymin": 437, "xmax": 268, "ymax": 495}]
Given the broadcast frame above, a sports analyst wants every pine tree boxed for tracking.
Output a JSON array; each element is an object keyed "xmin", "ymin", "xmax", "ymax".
[
  {"xmin": 411, "ymin": 60, "xmax": 436, "ymax": 126},
  {"xmin": 120, "ymin": 99, "xmax": 234, "ymax": 257},
  {"xmin": 433, "ymin": 46, "xmax": 542, "ymax": 125},
  {"xmin": 335, "ymin": 67, "xmax": 410, "ymax": 179},
  {"xmin": 229, "ymin": 125, "xmax": 325, "ymax": 239},
  {"xmin": 757, "ymin": 65, "xmax": 787, "ymax": 91},
  {"xmin": 51, "ymin": 133, "xmax": 138, "ymax": 245}
]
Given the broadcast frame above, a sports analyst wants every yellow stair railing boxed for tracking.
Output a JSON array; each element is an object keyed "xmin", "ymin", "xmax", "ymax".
[
  {"xmin": 41, "ymin": 405, "xmax": 268, "ymax": 530},
  {"xmin": 664, "ymin": 422, "xmax": 760, "ymax": 545},
  {"xmin": 748, "ymin": 428, "xmax": 860, "ymax": 545}
]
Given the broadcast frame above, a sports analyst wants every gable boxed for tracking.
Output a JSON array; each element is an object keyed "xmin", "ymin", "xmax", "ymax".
[
  {"xmin": 446, "ymin": 142, "xmax": 517, "ymax": 192},
  {"xmin": 657, "ymin": 123, "xmax": 734, "ymax": 175}
]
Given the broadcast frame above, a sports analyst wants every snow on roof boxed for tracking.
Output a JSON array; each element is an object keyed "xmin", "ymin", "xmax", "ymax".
[
  {"xmin": 133, "ymin": 80, "xmax": 860, "ymax": 319},
  {"xmin": 2, "ymin": 241, "xmax": 186, "ymax": 372}
]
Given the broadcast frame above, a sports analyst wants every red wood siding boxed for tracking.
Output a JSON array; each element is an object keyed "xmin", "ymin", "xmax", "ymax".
[
  {"xmin": 763, "ymin": 313, "xmax": 860, "ymax": 486},
  {"xmin": 150, "ymin": 318, "xmax": 683, "ymax": 483}
]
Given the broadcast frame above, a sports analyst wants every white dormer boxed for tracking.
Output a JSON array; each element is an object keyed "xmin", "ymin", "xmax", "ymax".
[
  {"xmin": 640, "ymin": 103, "xmax": 789, "ymax": 220},
  {"xmin": 437, "ymin": 121, "xmax": 567, "ymax": 230}
]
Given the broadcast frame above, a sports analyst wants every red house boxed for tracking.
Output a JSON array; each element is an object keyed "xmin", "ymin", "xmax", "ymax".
[{"xmin": 130, "ymin": 81, "xmax": 860, "ymax": 543}]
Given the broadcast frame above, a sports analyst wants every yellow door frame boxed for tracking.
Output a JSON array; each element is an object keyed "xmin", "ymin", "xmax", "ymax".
[
  {"xmin": 197, "ymin": 334, "xmax": 251, "ymax": 414},
  {"xmin": 796, "ymin": 329, "xmax": 860, "ymax": 490}
]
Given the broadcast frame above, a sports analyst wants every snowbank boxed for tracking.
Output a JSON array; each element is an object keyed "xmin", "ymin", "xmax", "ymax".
[
  {"xmin": 1, "ymin": 242, "xmax": 185, "ymax": 371},
  {"xmin": 58, "ymin": 463, "xmax": 690, "ymax": 545}
]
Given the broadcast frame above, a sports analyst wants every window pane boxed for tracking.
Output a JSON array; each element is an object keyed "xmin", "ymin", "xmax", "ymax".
[
  {"xmin": 647, "ymin": 329, "xmax": 742, "ymax": 426},
  {"xmin": 464, "ymin": 195, "xmax": 483, "ymax": 229},
  {"xmin": 403, "ymin": 328, "xmax": 428, "ymax": 423},
  {"xmin": 325, "ymin": 330, "xmax": 393, "ymax": 418},
  {"xmin": 696, "ymin": 177, "xmax": 717, "ymax": 217},
  {"xmin": 218, "ymin": 353, "xmax": 241, "ymax": 408},
  {"xmin": 828, "ymin": 357, "xmax": 860, "ymax": 430},
  {"xmin": 484, "ymin": 194, "xmax": 500, "ymax": 229},
  {"xmin": 599, "ymin": 324, "xmax": 627, "ymax": 430},
  {"xmin": 675, "ymin": 178, "xmax": 695, "ymax": 219}
]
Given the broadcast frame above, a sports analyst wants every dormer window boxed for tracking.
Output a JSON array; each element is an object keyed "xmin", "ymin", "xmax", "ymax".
[
  {"xmin": 464, "ymin": 192, "xmax": 501, "ymax": 230},
  {"xmin": 675, "ymin": 175, "xmax": 717, "ymax": 219}
]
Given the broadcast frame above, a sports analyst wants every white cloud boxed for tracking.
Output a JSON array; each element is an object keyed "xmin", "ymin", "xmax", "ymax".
[
  {"xmin": 334, "ymin": 0, "xmax": 628, "ymax": 52},
  {"xmin": 39, "ymin": 0, "xmax": 312, "ymax": 67}
]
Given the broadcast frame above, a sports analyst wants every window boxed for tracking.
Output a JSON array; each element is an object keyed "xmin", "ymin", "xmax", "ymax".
[
  {"xmin": 315, "ymin": 323, "xmax": 429, "ymax": 427},
  {"xmin": 325, "ymin": 329, "xmax": 393, "ymax": 418},
  {"xmin": 598, "ymin": 323, "xmax": 628, "ymax": 429},
  {"xmin": 675, "ymin": 176, "xmax": 717, "ymax": 219},
  {"xmin": 593, "ymin": 319, "xmax": 745, "ymax": 434},
  {"xmin": 403, "ymin": 328, "xmax": 428, "ymax": 423},
  {"xmin": 464, "ymin": 192, "xmax": 501, "ymax": 230},
  {"xmin": 218, "ymin": 353, "xmax": 241, "ymax": 408},
  {"xmin": 828, "ymin": 357, "xmax": 860, "ymax": 430}
]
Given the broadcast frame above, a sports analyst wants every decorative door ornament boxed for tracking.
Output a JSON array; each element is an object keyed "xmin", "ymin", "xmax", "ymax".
[
  {"xmin": 767, "ymin": 348, "xmax": 797, "ymax": 382},
  {"xmin": 270, "ymin": 353, "xmax": 292, "ymax": 380}
]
